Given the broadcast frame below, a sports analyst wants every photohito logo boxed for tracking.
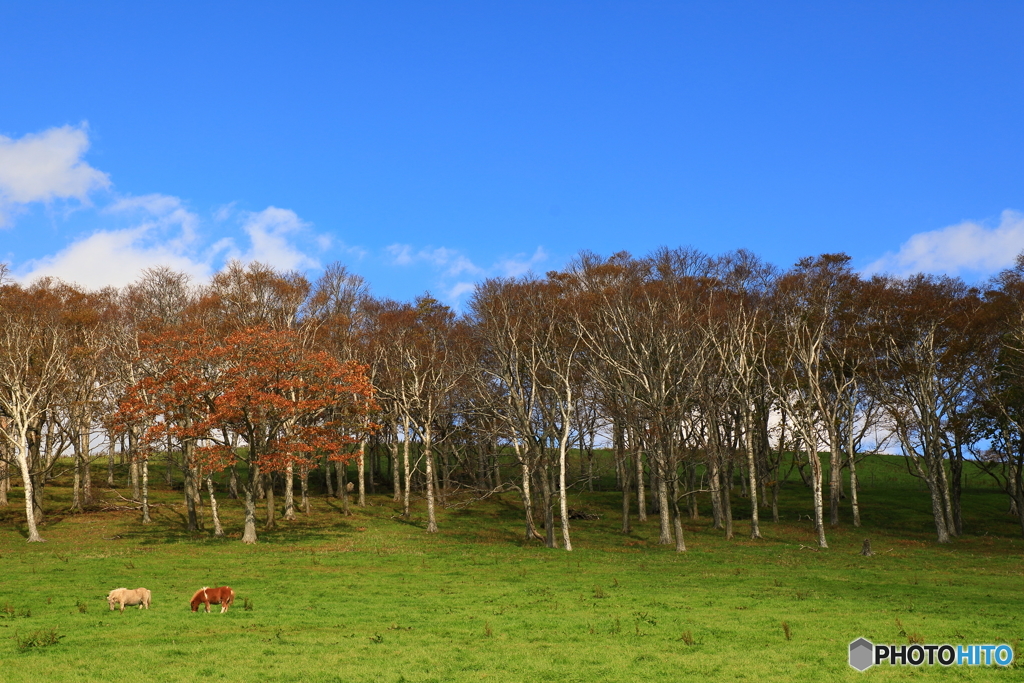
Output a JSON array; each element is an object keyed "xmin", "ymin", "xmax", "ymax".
[{"xmin": 849, "ymin": 638, "xmax": 1014, "ymax": 671}]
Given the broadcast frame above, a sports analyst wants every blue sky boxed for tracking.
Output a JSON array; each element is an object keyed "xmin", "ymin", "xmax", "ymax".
[{"xmin": 1, "ymin": 2, "xmax": 1023, "ymax": 305}]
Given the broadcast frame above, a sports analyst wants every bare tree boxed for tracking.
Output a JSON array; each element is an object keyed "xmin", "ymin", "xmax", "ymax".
[
  {"xmin": 305, "ymin": 264, "xmax": 372, "ymax": 506},
  {"xmin": 0, "ymin": 281, "xmax": 72, "ymax": 541},
  {"xmin": 973, "ymin": 254, "xmax": 1024, "ymax": 536},
  {"xmin": 471, "ymin": 275, "xmax": 585, "ymax": 549},
  {"xmin": 570, "ymin": 249, "xmax": 713, "ymax": 552},
  {"xmin": 870, "ymin": 274, "xmax": 988, "ymax": 543},
  {"xmin": 372, "ymin": 297, "xmax": 469, "ymax": 533},
  {"xmin": 766, "ymin": 255, "xmax": 862, "ymax": 548},
  {"xmin": 707, "ymin": 250, "xmax": 777, "ymax": 539}
]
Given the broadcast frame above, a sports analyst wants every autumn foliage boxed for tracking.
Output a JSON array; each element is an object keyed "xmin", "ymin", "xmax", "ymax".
[
  {"xmin": 120, "ymin": 326, "xmax": 375, "ymax": 470},
  {"xmin": 9, "ymin": 251, "xmax": 1024, "ymax": 550},
  {"xmin": 115, "ymin": 323, "xmax": 376, "ymax": 542}
]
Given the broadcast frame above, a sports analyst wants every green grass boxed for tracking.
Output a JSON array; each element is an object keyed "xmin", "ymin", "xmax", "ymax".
[{"xmin": 0, "ymin": 453, "xmax": 1021, "ymax": 681}]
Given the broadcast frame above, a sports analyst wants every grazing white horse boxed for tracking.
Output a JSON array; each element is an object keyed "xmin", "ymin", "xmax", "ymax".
[{"xmin": 107, "ymin": 587, "xmax": 152, "ymax": 613}]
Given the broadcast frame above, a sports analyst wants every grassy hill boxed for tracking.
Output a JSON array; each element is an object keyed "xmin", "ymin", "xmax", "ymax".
[{"xmin": 0, "ymin": 453, "xmax": 1020, "ymax": 681}]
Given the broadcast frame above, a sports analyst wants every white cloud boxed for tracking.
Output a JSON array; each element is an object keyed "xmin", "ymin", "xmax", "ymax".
[
  {"xmin": 2, "ymin": 125, "xmax": 360, "ymax": 289},
  {"xmin": 447, "ymin": 282, "xmax": 476, "ymax": 299},
  {"xmin": 385, "ymin": 244, "xmax": 484, "ymax": 276},
  {"xmin": 107, "ymin": 193, "xmax": 201, "ymax": 246},
  {"xmin": 0, "ymin": 124, "xmax": 110, "ymax": 226},
  {"xmin": 15, "ymin": 199, "xmax": 335, "ymax": 289},
  {"xmin": 385, "ymin": 242, "xmax": 549, "ymax": 305},
  {"xmin": 15, "ymin": 198, "xmax": 335, "ymax": 289},
  {"xmin": 343, "ymin": 244, "xmax": 369, "ymax": 260},
  {"xmin": 212, "ymin": 202, "xmax": 237, "ymax": 222},
  {"xmin": 496, "ymin": 246, "xmax": 548, "ymax": 278},
  {"xmin": 424, "ymin": 247, "xmax": 482, "ymax": 277},
  {"xmin": 864, "ymin": 210, "xmax": 1024, "ymax": 277},
  {"xmin": 387, "ymin": 243, "xmax": 414, "ymax": 265},
  {"xmin": 227, "ymin": 207, "xmax": 321, "ymax": 272},
  {"xmin": 16, "ymin": 194, "xmax": 215, "ymax": 288},
  {"xmin": 16, "ymin": 226, "xmax": 213, "ymax": 289}
]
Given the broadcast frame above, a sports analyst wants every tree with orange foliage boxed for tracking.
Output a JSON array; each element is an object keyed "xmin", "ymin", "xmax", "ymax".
[
  {"xmin": 205, "ymin": 261, "xmax": 311, "ymax": 520},
  {"xmin": 118, "ymin": 324, "xmax": 376, "ymax": 543}
]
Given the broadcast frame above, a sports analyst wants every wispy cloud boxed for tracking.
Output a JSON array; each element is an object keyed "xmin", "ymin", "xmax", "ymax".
[
  {"xmin": 4, "ymin": 125, "xmax": 357, "ymax": 289},
  {"xmin": 0, "ymin": 124, "xmax": 111, "ymax": 227},
  {"xmin": 864, "ymin": 210, "xmax": 1024, "ymax": 277},
  {"xmin": 446, "ymin": 281, "xmax": 477, "ymax": 300},
  {"xmin": 386, "ymin": 243, "xmax": 414, "ymax": 266},
  {"xmin": 496, "ymin": 246, "xmax": 548, "ymax": 278},
  {"xmin": 212, "ymin": 202, "xmax": 237, "ymax": 222},
  {"xmin": 386, "ymin": 244, "xmax": 485, "ymax": 277},
  {"xmin": 386, "ymin": 243, "xmax": 550, "ymax": 305}
]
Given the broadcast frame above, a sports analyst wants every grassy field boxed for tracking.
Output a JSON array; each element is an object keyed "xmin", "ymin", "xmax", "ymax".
[{"xmin": 0, "ymin": 453, "xmax": 1021, "ymax": 681}]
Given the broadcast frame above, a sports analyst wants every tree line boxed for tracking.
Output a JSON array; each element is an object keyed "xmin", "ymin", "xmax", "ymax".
[{"xmin": 1, "ymin": 247, "xmax": 1023, "ymax": 549}]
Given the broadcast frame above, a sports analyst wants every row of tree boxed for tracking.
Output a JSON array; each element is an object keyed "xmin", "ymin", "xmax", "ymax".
[{"xmin": 1, "ymin": 248, "xmax": 1023, "ymax": 549}]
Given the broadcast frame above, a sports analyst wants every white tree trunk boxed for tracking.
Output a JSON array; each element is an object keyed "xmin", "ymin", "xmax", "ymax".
[
  {"xmin": 635, "ymin": 444, "xmax": 647, "ymax": 522},
  {"xmin": 207, "ymin": 476, "xmax": 224, "ymax": 537},
  {"xmin": 15, "ymin": 435, "xmax": 43, "ymax": 542},
  {"xmin": 390, "ymin": 424, "xmax": 400, "ymax": 502},
  {"xmin": 425, "ymin": 425, "xmax": 438, "ymax": 533},
  {"xmin": 242, "ymin": 482, "xmax": 258, "ymax": 544},
  {"xmin": 402, "ymin": 415, "xmax": 412, "ymax": 519},
  {"xmin": 141, "ymin": 456, "xmax": 151, "ymax": 524},
  {"xmin": 809, "ymin": 447, "xmax": 828, "ymax": 548},
  {"xmin": 300, "ymin": 464, "xmax": 310, "ymax": 514},
  {"xmin": 358, "ymin": 441, "xmax": 366, "ymax": 507},
  {"xmin": 657, "ymin": 462, "xmax": 673, "ymax": 545},
  {"xmin": 558, "ymin": 431, "xmax": 572, "ymax": 552},
  {"xmin": 744, "ymin": 410, "xmax": 761, "ymax": 539},
  {"xmin": 283, "ymin": 462, "xmax": 295, "ymax": 521},
  {"xmin": 520, "ymin": 457, "xmax": 541, "ymax": 540},
  {"xmin": 0, "ymin": 459, "xmax": 8, "ymax": 506},
  {"xmin": 848, "ymin": 398, "xmax": 861, "ymax": 527},
  {"xmin": 106, "ymin": 435, "xmax": 116, "ymax": 487}
]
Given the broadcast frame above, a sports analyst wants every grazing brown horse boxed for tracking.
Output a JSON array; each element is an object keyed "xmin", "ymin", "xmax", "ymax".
[
  {"xmin": 190, "ymin": 586, "xmax": 235, "ymax": 613},
  {"xmin": 107, "ymin": 587, "xmax": 151, "ymax": 612}
]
